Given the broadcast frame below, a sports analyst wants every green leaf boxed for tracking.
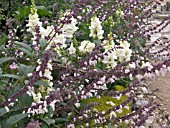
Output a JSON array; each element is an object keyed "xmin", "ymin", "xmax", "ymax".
[
  {"xmin": 53, "ymin": 58, "xmax": 62, "ymax": 64},
  {"xmin": 15, "ymin": 11, "xmax": 20, "ymax": 15},
  {"xmin": 36, "ymin": 6, "xmax": 52, "ymax": 16},
  {"xmin": 18, "ymin": 64, "xmax": 34, "ymax": 76},
  {"xmin": 0, "ymin": 68, "xmax": 2, "ymax": 75},
  {"xmin": 55, "ymin": 118, "xmax": 68, "ymax": 123},
  {"xmin": 17, "ymin": 6, "xmax": 30, "ymax": 19},
  {"xmin": 6, "ymin": 113, "xmax": 28, "ymax": 125},
  {"xmin": 0, "ymin": 74, "xmax": 21, "ymax": 80},
  {"xmin": 7, "ymin": 84, "xmax": 22, "ymax": 98},
  {"xmin": 34, "ymin": 80, "xmax": 50, "ymax": 87},
  {"xmin": 36, "ymin": 6, "xmax": 46, "ymax": 10},
  {"xmin": 79, "ymin": 102, "xmax": 88, "ymax": 109},
  {"xmin": 2, "ymin": 119, "xmax": 12, "ymax": 128},
  {"xmin": 0, "ymin": 108, "xmax": 8, "ymax": 117},
  {"xmin": 18, "ymin": 48, "xmax": 33, "ymax": 57},
  {"xmin": 40, "ymin": 118, "xmax": 55, "ymax": 126},
  {"xmin": 107, "ymin": 123, "xmax": 114, "ymax": 128},
  {"xmin": 40, "ymin": 38, "xmax": 47, "ymax": 47},
  {"xmin": 14, "ymin": 41, "xmax": 32, "ymax": 51},
  {"xmin": 37, "ymin": 10, "xmax": 52, "ymax": 16},
  {"xmin": 0, "ymin": 79, "xmax": 6, "ymax": 85},
  {"xmin": 93, "ymin": 40, "xmax": 101, "ymax": 45},
  {"xmin": 44, "ymin": 106, "xmax": 53, "ymax": 118},
  {"xmin": 19, "ymin": 93, "xmax": 33, "ymax": 107},
  {"xmin": 0, "ymin": 45, "xmax": 6, "ymax": 52},
  {"xmin": 41, "ymin": 124, "xmax": 48, "ymax": 128},
  {"xmin": 0, "ymin": 57, "xmax": 14, "ymax": 65},
  {"xmin": 0, "ymin": 80, "xmax": 8, "ymax": 89}
]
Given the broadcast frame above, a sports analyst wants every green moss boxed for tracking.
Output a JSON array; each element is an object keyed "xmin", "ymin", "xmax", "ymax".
[
  {"xmin": 82, "ymin": 95, "xmax": 131, "ymax": 117},
  {"xmin": 114, "ymin": 85, "xmax": 126, "ymax": 91},
  {"xmin": 80, "ymin": 85, "xmax": 132, "ymax": 127}
]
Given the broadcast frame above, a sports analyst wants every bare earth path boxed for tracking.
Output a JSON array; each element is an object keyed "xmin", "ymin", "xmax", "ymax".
[
  {"xmin": 147, "ymin": 72, "xmax": 170, "ymax": 113},
  {"xmin": 144, "ymin": 8, "xmax": 170, "ymax": 127},
  {"xmin": 147, "ymin": 8, "xmax": 170, "ymax": 114}
]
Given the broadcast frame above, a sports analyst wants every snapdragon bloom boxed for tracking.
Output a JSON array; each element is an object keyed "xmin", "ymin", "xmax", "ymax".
[{"xmin": 89, "ymin": 16, "xmax": 104, "ymax": 39}]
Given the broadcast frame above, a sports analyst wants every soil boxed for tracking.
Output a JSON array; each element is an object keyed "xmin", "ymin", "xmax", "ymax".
[
  {"xmin": 147, "ymin": 72, "xmax": 170, "ymax": 113},
  {"xmin": 144, "ymin": 9, "xmax": 170, "ymax": 127},
  {"xmin": 147, "ymin": 9, "xmax": 170, "ymax": 114}
]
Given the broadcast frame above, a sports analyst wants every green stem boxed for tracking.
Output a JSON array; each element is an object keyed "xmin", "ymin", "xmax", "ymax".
[{"xmin": 73, "ymin": 38, "xmax": 79, "ymax": 67}]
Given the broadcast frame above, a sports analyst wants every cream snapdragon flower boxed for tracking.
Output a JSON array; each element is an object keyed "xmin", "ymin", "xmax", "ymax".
[
  {"xmin": 26, "ymin": 6, "xmax": 43, "ymax": 34},
  {"xmin": 124, "ymin": 48, "xmax": 132, "ymax": 61},
  {"xmin": 141, "ymin": 61, "xmax": 153, "ymax": 71},
  {"xmin": 116, "ymin": 40, "xmax": 132, "ymax": 62},
  {"xmin": 61, "ymin": 17, "xmax": 78, "ymax": 38},
  {"xmin": 46, "ymin": 35, "xmax": 66, "ymax": 50},
  {"xmin": 102, "ymin": 51, "xmax": 118, "ymax": 68},
  {"xmin": 79, "ymin": 40, "xmax": 95, "ymax": 53},
  {"xmin": 86, "ymin": 42, "xmax": 95, "ymax": 53},
  {"xmin": 116, "ymin": 10, "xmax": 124, "ymax": 17},
  {"xmin": 110, "ymin": 111, "xmax": 117, "ymax": 119},
  {"xmin": 103, "ymin": 40, "xmax": 115, "ymax": 53},
  {"xmin": 68, "ymin": 43, "xmax": 76, "ymax": 54},
  {"xmin": 128, "ymin": 62, "xmax": 136, "ymax": 69},
  {"xmin": 120, "ymin": 41, "xmax": 130, "ymax": 49},
  {"xmin": 30, "ymin": 91, "xmax": 42, "ymax": 103},
  {"xmin": 89, "ymin": 17, "xmax": 104, "ymax": 40},
  {"xmin": 45, "ymin": 25, "xmax": 56, "ymax": 37},
  {"xmin": 116, "ymin": 48, "xmax": 132, "ymax": 62},
  {"xmin": 33, "ymin": 92, "xmax": 42, "ymax": 103},
  {"xmin": 44, "ymin": 69, "xmax": 53, "ymax": 80},
  {"xmin": 26, "ymin": 13, "xmax": 41, "ymax": 32}
]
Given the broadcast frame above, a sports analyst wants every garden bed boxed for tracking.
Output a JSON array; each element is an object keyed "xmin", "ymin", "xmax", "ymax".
[{"xmin": 0, "ymin": 0, "xmax": 170, "ymax": 128}]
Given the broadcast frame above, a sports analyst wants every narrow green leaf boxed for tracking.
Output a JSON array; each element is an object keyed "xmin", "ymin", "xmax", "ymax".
[
  {"xmin": 0, "ymin": 108, "xmax": 8, "ymax": 117},
  {"xmin": 18, "ymin": 64, "xmax": 34, "ymax": 76},
  {"xmin": 41, "ymin": 124, "xmax": 48, "ymax": 128},
  {"xmin": 34, "ymin": 80, "xmax": 50, "ymax": 87},
  {"xmin": 0, "ymin": 74, "xmax": 21, "ymax": 80},
  {"xmin": 18, "ymin": 48, "xmax": 33, "ymax": 57},
  {"xmin": 40, "ymin": 118, "xmax": 55, "ymax": 126},
  {"xmin": 0, "ymin": 68, "xmax": 2, "ymax": 75},
  {"xmin": 0, "ymin": 57, "xmax": 14, "ymax": 65},
  {"xmin": 36, "ymin": 6, "xmax": 52, "ymax": 16},
  {"xmin": 6, "ymin": 113, "xmax": 28, "ymax": 125},
  {"xmin": 107, "ymin": 123, "xmax": 114, "ymax": 128},
  {"xmin": 36, "ymin": 6, "xmax": 46, "ymax": 10},
  {"xmin": 19, "ymin": 93, "xmax": 33, "ymax": 107},
  {"xmin": 93, "ymin": 40, "xmax": 101, "ymax": 45},
  {"xmin": 40, "ymin": 38, "xmax": 47, "ymax": 47},
  {"xmin": 55, "ymin": 118, "xmax": 68, "ymax": 123},
  {"xmin": 15, "ymin": 11, "xmax": 20, "ymax": 15},
  {"xmin": 45, "ymin": 106, "xmax": 53, "ymax": 117},
  {"xmin": 17, "ymin": 6, "xmax": 30, "ymax": 18},
  {"xmin": 14, "ymin": 41, "xmax": 32, "ymax": 51},
  {"xmin": 53, "ymin": 58, "xmax": 62, "ymax": 64}
]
